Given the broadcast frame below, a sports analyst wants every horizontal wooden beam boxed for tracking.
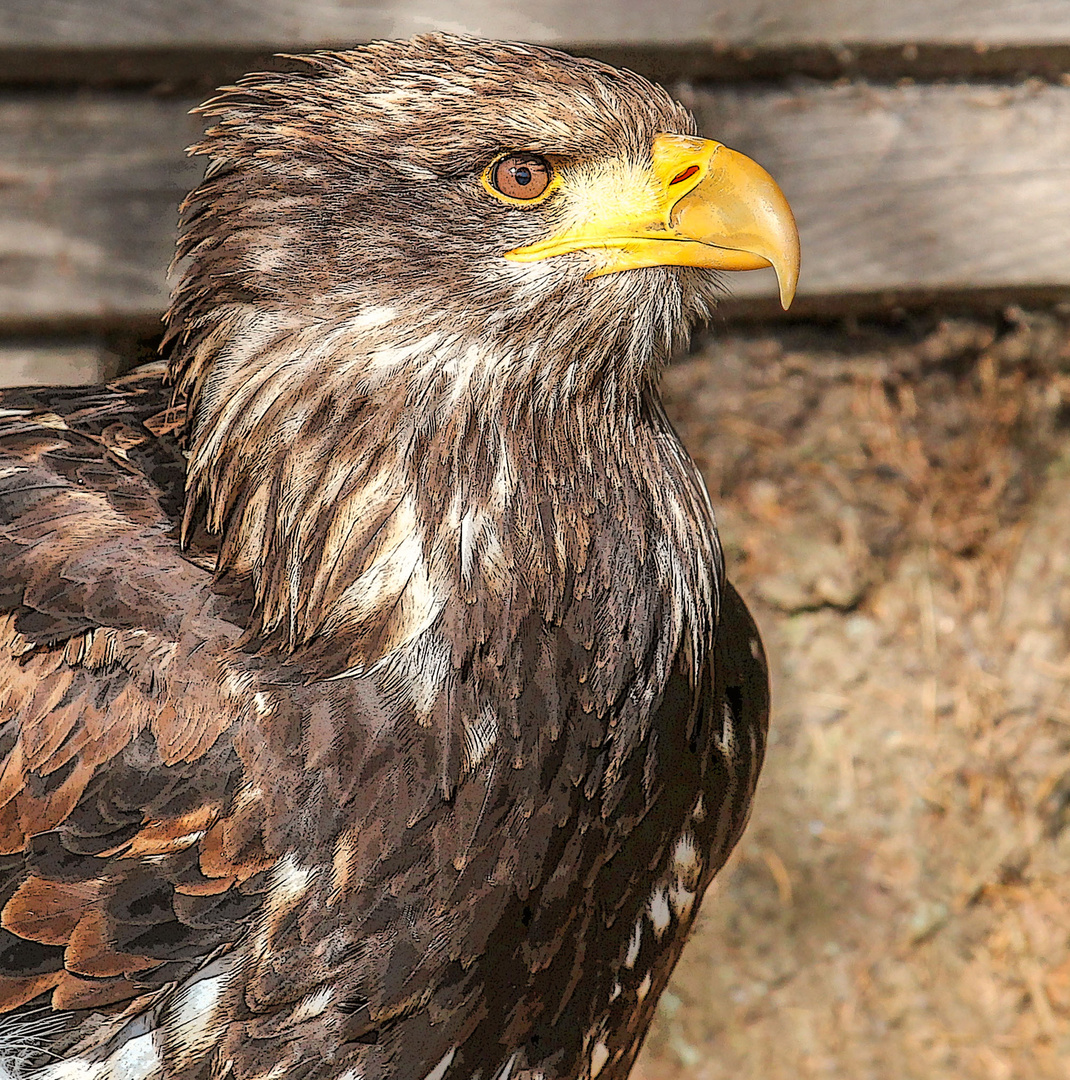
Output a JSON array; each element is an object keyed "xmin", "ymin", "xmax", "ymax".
[
  {"xmin": 0, "ymin": 95, "xmax": 202, "ymax": 323},
  {"xmin": 5, "ymin": 1, "xmax": 1070, "ymax": 49},
  {"xmin": 3, "ymin": 7, "xmax": 1070, "ymax": 87},
  {"xmin": 0, "ymin": 340, "xmax": 120, "ymax": 386},
  {"xmin": 2, "ymin": 82, "xmax": 1069, "ymax": 327},
  {"xmin": 6, "ymin": 45, "xmax": 1070, "ymax": 92},
  {"xmin": 689, "ymin": 80, "xmax": 1070, "ymax": 301}
]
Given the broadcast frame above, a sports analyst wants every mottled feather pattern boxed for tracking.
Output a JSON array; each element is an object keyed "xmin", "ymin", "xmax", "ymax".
[{"xmin": 0, "ymin": 34, "xmax": 768, "ymax": 1080}]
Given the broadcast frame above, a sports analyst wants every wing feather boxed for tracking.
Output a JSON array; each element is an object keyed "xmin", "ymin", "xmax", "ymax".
[{"xmin": 0, "ymin": 373, "xmax": 263, "ymax": 1014}]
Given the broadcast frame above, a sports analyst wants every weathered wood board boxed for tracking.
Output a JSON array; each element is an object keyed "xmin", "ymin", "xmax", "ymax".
[
  {"xmin": 2, "ymin": 81, "xmax": 1069, "ymax": 325},
  {"xmin": 4, "ymin": 0, "xmax": 1070, "ymax": 47},
  {"xmin": 0, "ymin": 340, "xmax": 117, "ymax": 386},
  {"xmin": 0, "ymin": 95, "xmax": 202, "ymax": 323},
  {"xmin": 689, "ymin": 80, "xmax": 1070, "ymax": 300}
]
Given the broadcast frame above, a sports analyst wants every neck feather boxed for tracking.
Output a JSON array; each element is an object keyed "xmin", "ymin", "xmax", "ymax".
[{"xmin": 170, "ymin": 303, "xmax": 721, "ymax": 675}]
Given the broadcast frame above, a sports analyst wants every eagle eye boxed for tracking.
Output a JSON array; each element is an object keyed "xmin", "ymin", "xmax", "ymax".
[{"xmin": 487, "ymin": 154, "xmax": 553, "ymax": 202}]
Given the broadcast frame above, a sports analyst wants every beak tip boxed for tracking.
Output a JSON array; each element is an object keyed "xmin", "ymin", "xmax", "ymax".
[
  {"xmin": 775, "ymin": 241, "xmax": 801, "ymax": 311},
  {"xmin": 779, "ymin": 278, "xmax": 797, "ymax": 311}
]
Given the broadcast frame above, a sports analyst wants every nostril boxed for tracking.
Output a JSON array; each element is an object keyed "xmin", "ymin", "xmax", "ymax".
[{"xmin": 669, "ymin": 165, "xmax": 700, "ymax": 186}]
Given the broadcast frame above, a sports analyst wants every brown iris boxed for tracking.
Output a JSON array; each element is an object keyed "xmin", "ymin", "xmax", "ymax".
[{"xmin": 491, "ymin": 154, "xmax": 552, "ymax": 200}]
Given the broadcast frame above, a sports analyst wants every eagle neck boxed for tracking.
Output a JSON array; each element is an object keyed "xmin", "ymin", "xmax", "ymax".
[{"xmin": 174, "ymin": 308, "xmax": 720, "ymax": 676}]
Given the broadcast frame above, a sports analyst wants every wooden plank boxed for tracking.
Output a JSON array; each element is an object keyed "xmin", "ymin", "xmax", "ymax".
[
  {"xmin": 3, "ymin": 0, "xmax": 1070, "ymax": 48},
  {"xmin": 700, "ymin": 1, "xmax": 1070, "ymax": 47},
  {"xmin": 687, "ymin": 80, "xmax": 1070, "ymax": 301},
  {"xmin": 0, "ymin": 341, "xmax": 117, "ymax": 386},
  {"xmin": 0, "ymin": 95, "xmax": 202, "ymax": 322},
  {"xmin": 2, "ymin": 82, "xmax": 1069, "ymax": 323},
  {"xmin": 0, "ymin": 1, "xmax": 712, "ymax": 49},
  {"xmin": 4, "ymin": 3, "xmax": 1070, "ymax": 89}
]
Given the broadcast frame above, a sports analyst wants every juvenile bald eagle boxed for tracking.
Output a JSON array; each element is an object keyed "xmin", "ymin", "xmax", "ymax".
[{"xmin": 0, "ymin": 34, "xmax": 798, "ymax": 1080}]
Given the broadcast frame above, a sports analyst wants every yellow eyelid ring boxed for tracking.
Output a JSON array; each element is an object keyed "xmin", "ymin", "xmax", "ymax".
[
  {"xmin": 504, "ymin": 133, "xmax": 801, "ymax": 310},
  {"xmin": 481, "ymin": 152, "xmax": 562, "ymax": 206}
]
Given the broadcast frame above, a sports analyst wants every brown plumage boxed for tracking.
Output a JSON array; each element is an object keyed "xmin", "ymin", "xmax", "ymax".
[{"xmin": 0, "ymin": 34, "xmax": 794, "ymax": 1080}]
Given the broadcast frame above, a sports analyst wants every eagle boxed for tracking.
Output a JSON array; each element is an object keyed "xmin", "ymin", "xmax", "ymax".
[{"xmin": 0, "ymin": 34, "xmax": 798, "ymax": 1080}]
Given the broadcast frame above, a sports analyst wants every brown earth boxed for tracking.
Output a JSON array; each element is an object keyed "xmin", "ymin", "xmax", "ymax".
[{"xmin": 638, "ymin": 309, "xmax": 1070, "ymax": 1080}]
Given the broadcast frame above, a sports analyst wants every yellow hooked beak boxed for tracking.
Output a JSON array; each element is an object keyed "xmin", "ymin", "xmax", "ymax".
[{"xmin": 504, "ymin": 134, "xmax": 800, "ymax": 310}]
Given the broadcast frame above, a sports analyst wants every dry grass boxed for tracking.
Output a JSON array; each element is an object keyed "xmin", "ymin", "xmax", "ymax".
[{"xmin": 637, "ymin": 310, "xmax": 1070, "ymax": 1080}]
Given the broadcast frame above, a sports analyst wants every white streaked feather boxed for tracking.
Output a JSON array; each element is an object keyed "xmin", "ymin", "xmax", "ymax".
[
  {"xmin": 491, "ymin": 1051, "xmax": 519, "ymax": 1080},
  {"xmin": 0, "ymin": 1009, "xmax": 66, "ymax": 1080},
  {"xmin": 421, "ymin": 1048, "xmax": 455, "ymax": 1080}
]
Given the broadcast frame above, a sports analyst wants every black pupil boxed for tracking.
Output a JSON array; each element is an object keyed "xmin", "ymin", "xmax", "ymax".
[{"xmin": 513, "ymin": 165, "xmax": 533, "ymax": 186}]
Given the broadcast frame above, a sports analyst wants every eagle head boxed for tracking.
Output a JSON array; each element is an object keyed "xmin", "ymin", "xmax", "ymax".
[
  {"xmin": 163, "ymin": 35, "xmax": 798, "ymax": 657},
  {"xmin": 169, "ymin": 35, "xmax": 797, "ymax": 400}
]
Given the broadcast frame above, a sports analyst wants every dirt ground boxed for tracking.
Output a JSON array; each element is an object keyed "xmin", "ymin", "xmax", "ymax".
[{"xmin": 638, "ymin": 309, "xmax": 1070, "ymax": 1080}]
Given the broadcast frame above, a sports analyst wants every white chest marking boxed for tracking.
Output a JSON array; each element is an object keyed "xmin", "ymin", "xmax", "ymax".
[
  {"xmin": 590, "ymin": 1041, "xmax": 610, "ymax": 1079},
  {"xmin": 648, "ymin": 886, "xmax": 671, "ymax": 938},
  {"xmin": 624, "ymin": 920, "xmax": 643, "ymax": 968}
]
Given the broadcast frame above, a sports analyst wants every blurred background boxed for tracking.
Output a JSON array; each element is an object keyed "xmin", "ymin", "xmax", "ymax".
[{"xmin": 1, "ymin": 2, "xmax": 1069, "ymax": 1077}]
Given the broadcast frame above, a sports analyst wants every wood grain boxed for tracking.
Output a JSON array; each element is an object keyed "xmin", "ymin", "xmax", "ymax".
[
  {"xmin": 0, "ymin": 341, "xmax": 118, "ymax": 386},
  {"xmin": 0, "ymin": 95, "xmax": 202, "ymax": 323},
  {"xmin": 688, "ymin": 80, "xmax": 1070, "ymax": 301},
  {"xmin": 1, "ymin": 82, "xmax": 1068, "ymax": 326},
  {"xmin": 4, "ymin": 0, "xmax": 1070, "ymax": 48}
]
